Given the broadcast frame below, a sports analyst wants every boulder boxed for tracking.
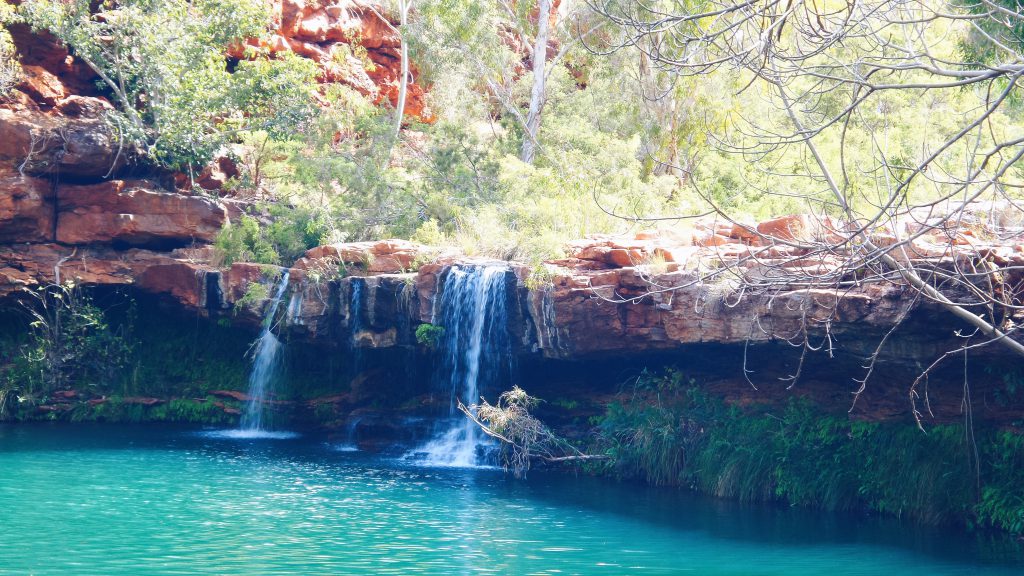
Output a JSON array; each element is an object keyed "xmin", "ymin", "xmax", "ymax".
[
  {"xmin": 756, "ymin": 214, "xmax": 812, "ymax": 242},
  {"xmin": 299, "ymin": 239, "xmax": 430, "ymax": 274},
  {"xmin": 56, "ymin": 181, "xmax": 228, "ymax": 247},
  {"xmin": 16, "ymin": 65, "xmax": 68, "ymax": 107},
  {"xmin": 0, "ymin": 104, "xmax": 128, "ymax": 177},
  {"xmin": 137, "ymin": 261, "xmax": 215, "ymax": 309}
]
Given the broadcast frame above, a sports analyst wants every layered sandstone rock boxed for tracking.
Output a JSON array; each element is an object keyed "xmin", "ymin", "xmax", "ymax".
[
  {"xmin": 0, "ymin": 101, "xmax": 127, "ymax": 178},
  {"xmin": 56, "ymin": 181, "xmax": 227, "ymax": 248},
  {"xmin": 296, "ymin": 239, "xmax": 435, "ymax": 276},
  {"xmin": 6, "ymin": 23, "xmax": 101, "ymax": 104}
]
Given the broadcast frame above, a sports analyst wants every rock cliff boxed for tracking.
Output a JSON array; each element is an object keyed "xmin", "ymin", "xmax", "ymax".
[{"xmin": 2, "ymin": 9, "xmax": 1023, "ymax": 426}]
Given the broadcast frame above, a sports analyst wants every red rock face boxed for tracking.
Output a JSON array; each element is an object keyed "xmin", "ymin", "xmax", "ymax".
[
  {"xmin": 0, "ymin": 244, "xmax": 159, "ymax": 296},
  {"xmin": 225, "ymin": 262, "xmax": 276, "ymax": 304},
  {"xmin": 137, "ymin": 262, "xmax": 215, "ymax": 310},
  {"xmin": 0, "ymin": 169, "xmax": 54, "ymax": 243},
  {"xmin": 230, "ymin": 0, "xmax": 433, "ymax": 122},
  {"xmin": 16, "ymin": 65, "xmax": 68, "ymax": 107},
  {"xmin": 298, "ymin": 239, "xmax": 431, "ymax": 275},
  {"xmin": 56, "ymin": 181, "xmax": 228, "ymax": 247},
  {"xmin": 0, "ymin": 101, "xmax": 126, "ymax": 178},
  {"xmin": 6, "ymin": 23, "xmax": 101, "ymax": 107}
]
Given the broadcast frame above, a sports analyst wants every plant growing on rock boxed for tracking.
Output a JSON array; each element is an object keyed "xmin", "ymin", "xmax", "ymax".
[
  {"xmin": 17, "ymin": 281, "xmax": 132, "ymax": 394},
  {"xmin": 414, "ymin": 323, "xmax": 445, "ymax": 348},
  {"xmin": 18, "ymin": 0, "xmax": 317, "ymax": 169},
  {"xmin": 235, "ymin": 281, "xmax": 269, "ymax": 312}
]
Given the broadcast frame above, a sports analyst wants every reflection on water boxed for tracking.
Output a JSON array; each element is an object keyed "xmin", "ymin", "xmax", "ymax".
[
  {"xmin": 200, "ymin": 429, "xmax": 301, "ymax": 440},
  {"xmin": 0, "ymin": 423, "xmax": 1021, "ymax": 575}
]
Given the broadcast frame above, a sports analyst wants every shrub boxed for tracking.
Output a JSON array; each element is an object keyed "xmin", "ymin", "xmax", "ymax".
[
  {"xmin": 15, "ymin": 282, "xmax": 132, "ymax": 394},
  {"xmin": 595, "ymin": 369, "xmax": 1024, "ymax": 531},
  {"xmin": 415, "ymin": 323, "xmax": 445, "ymax": 348}
]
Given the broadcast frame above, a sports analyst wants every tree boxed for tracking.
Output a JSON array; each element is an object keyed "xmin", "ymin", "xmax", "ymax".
[
  {"xmin": 586, "ymin": 0, "xmax": 1024, "ymax": 414},
  {"xmin": 412, "ymin": 0, "xmax": 600, "ymax": 164},
  {"xmin": 519, "ymin": 0, "xmax": 552, "ymax": 163},
  {"xmin": 19, "ymin": 0, "xmax": 318, "ymax": 170},
  {"xmin": 395, "ymin": 0, "xmax": 414, "ymax": 135}
]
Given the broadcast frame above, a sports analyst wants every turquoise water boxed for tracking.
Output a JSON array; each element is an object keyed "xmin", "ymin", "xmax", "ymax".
[{"xmin": 0, "ymin": 424, "xmax": 1021, "ymax": 575}]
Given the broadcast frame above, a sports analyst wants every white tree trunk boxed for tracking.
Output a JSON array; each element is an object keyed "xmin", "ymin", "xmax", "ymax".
[
  {"xmin": 520, "ymin": 0, "xmax": 551, "ymax": 164},
  {"xmin": 393, "ymin": 0, "xmax": 411, "ymax": 136}
]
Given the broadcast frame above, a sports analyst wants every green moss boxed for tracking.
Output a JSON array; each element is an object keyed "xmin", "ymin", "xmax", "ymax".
[{"xmin": 66, "ymin": 396, "xmax": 236, "ymax": 425}]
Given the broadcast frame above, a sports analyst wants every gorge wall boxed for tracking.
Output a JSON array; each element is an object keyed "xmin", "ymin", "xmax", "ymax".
[{"xmin": 2, "ymin": 8, "xmax": 1024, "ymax": 429}]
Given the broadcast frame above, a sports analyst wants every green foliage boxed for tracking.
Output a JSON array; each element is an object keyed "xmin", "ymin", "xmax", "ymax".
[
  {"xmin": 596, "ymin": 369, "xmax": 1024, "ymax": 532},
  {"xmin": 13, "ymin": 282, "xmax": 132, "ymax": 395},
  {"xmin": 0, "ymin": 4, "xmax": 20, "ymax": 97},
  {"xmin": 214, "ymin": 208, "xmax": 330, "ymax": 266},
  {"xmin": 215, "ymin": 215, "xmax": 279, "ymax": 265},
  {"xmin": 977, "ymin": 431, "xmax": 1024, "ymax": 534},
  {"xmin": 415, "ymin": 323, "xmax": 445, "ymax": 348},
  {"xmin": 19, "ymin": 0, "xmax": 317, "ymax": 168},
  {"xmin": 73, "ymin": 396, "xmax": 234, "ymax": 425},
  {"xmin": 236, "ymin": 281, "xmax": 269, "ymax": 311},
  {"xmin": 0, "ymin": 288, "xmax": 344, "ymax": 422}
]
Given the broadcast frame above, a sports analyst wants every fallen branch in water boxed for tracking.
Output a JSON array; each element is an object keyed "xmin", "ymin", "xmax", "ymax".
[{"xmin": 458, "ymin": 387, "xmax": 608, "ymax": 477}]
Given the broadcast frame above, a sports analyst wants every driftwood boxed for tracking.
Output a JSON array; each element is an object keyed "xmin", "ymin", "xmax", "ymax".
[{"xmin": 457, "ymin": 387, "xmax": 608, "ymax": 477}]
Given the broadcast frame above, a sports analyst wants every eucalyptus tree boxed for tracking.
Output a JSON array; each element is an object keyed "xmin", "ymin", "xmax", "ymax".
[
  {"xmin": 586, "ymin": 0, "xmax": 1024, "ymax": 408},
  {"xmin": 411, "ymin": 0, "xmax": 600, "ymax": 163}
]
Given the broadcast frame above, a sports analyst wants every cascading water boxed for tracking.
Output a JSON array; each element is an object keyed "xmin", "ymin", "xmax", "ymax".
[
  {"xmin": 412, "ymin": 265, "xmax": 512, "ymax": 467},
  {"xmin": 285, "ymin": 290, "xmax": 303, "ymax": 326},
  {"xmin": 335, "ymin": 417, "xmax": 362, "ymax": 452},
  {"xmin": 238, "ymin": 270, "xmax": 291, "ymax": 435},
  {"xmin": 349, "ymin": 279, "xmax": 364, "ymax": 345}
]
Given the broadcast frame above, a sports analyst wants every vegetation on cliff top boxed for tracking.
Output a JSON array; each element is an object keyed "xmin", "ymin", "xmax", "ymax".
[
  {"xmin": 7, "ymin": 0, "xmax": 1024, "ymax": 270},
  {"xmin": 17, "ymin": 0, "xmax": 318, "ymax": 169}
]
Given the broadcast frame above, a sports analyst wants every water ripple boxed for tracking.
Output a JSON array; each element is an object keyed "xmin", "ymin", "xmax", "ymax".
[{"xmin": 0, "ymin": 424, "xmax": 1020, "ymax": 575}]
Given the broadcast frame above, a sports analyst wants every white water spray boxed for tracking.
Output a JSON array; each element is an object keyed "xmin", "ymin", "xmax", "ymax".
[
  {"xmin": 413, "ymin": 265, "xmax": 511, "ymax": 467},
  {"xmin": 238, "ymin": 270, "xmax": 291, "ymax": 434}
]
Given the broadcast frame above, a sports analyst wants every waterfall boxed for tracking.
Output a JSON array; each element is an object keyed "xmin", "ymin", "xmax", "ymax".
[
  {"xmin": 285, "ymin": 290, "xmax": 303, "ymax": 326},
  {"xmin": 239, "ymin": 270, "xmax": 291, "ymax": 434},
  {"xmin": 413, "ymin": 265, "xmax": 511, "ymax": 467},
  {"xmin": 349, "ymin": 279, "xmax": 364, "ymax": 345},
  {"xmin": 335, "ymin": 417, "xmax": 362, "ymax": 452}
]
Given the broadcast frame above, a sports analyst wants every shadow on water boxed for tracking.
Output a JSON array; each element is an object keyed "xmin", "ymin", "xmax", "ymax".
[{"xmin": 498, "ymin": 470, "xmax": 1024, "ymax": 568}]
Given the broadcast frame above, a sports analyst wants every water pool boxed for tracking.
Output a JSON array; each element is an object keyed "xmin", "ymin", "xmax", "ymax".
[{"xmin": 0, "ymin": 423, "xmax": 1020, "ymax": 575}]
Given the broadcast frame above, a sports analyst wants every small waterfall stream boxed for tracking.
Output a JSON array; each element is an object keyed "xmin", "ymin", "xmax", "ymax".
[
  {"xmin": 335, "ymin": 417, "xmax": 362, "ymax": 452},
  {"xmin": 238, "ymin": 270, "xmax": 291, "ymax": 435},
  {"xmin": 349, "ymin": 279, "xmax": 364, "ymax": 345},
  {"xmin": 413, "ymin": 265, "xmax": 511, "ymax": 467}
]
